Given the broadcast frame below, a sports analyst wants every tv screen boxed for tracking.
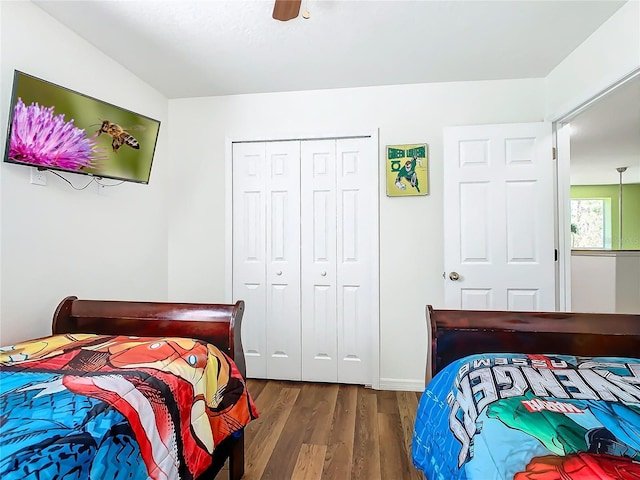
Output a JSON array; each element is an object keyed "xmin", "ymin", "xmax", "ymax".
[{"xmin": 3, "ymin": 70, "xmax": 160, "ymax": 184}]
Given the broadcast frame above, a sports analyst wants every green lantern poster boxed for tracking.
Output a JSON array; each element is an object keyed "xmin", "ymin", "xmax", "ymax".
[{"xmin": 386, "ymin": 143, "xmax": 428, "ymax": 196}]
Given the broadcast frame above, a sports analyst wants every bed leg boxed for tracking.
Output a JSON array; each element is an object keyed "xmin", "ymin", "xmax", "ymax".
[{"xmin": 228, "ymin": 433, "xmax": 245, "ymax": 480}]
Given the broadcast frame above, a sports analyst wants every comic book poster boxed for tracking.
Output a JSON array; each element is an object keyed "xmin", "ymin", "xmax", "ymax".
[
  {"xmin": 412, "ymin": 353, "xmax": 640, "ymax": 479},
  {"xmin": 386, "ymin": 143, "xmax": 428, "ymax": 196}
]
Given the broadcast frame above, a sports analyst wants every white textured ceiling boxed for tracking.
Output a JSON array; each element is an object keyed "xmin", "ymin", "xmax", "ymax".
[
  {"xmin": 31, "ymin": 0, "xmax": 637, "ymax": 185},
  {"xmin": 33, "ymin": 0, "xmax": 625, "ymax": 98}
]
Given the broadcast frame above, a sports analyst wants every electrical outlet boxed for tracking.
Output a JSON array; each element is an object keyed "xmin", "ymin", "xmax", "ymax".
[{"xmin": 30, "ymin": 168, "xmax": 47, "ymax": 186}]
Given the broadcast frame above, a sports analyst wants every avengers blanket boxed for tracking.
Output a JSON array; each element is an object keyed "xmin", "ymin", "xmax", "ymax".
[
  {"xmin": 412, "ymin": 353, "xmax": 640, "ymax": 479},
  {"xmin": 0, "ymin": 334, "xmax": 258, "ymax": 480}
]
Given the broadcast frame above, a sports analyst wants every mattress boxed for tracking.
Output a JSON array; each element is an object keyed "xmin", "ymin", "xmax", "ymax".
[{"xmin": 412, "ymin": 353, "xmax": 640, "ymax": 479}]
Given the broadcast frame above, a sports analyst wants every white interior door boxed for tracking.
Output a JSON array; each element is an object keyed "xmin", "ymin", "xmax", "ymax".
[
  {"xmin": 300, "ymin": 137, "xmax": 376, "ymax": 385},
  {"xmin": 233, "ymin": 141, "xmax": 301, "ymax": 380},
  {"xmin": 301, "ymin": 140, "xmax": 338, "ymax": 382},
  {"xmin": 443, "ymin": 122, "xmax": 556, "ymax": 311},
  {"xmin": 232, "ymin": 142, "xmax": 267, "ymax": 378},
  {"xmin": 265, "ymin": 142, "xmax": 301, "ymax": 380},
  {"xmin": 335, "ymin": 137, "xmax": 376, "ymax": 384}
]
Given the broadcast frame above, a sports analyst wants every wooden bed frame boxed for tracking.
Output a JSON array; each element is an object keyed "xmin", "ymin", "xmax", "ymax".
[
  {"xmin": 52, "ymin": 295, "xmax": 247, "ymax": 480},
  {"xmin": 427, "ymin": 305, "xmax": 640, "ymax": 379}
]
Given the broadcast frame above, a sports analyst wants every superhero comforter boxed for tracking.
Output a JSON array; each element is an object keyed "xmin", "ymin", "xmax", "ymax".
[
  {"xmin": 0, "ymin": 334, "xmax": 258, "ymax": 480},
  {"xmin": 412, "ymin": 353, "xmax": 640, "ymax": 479}
]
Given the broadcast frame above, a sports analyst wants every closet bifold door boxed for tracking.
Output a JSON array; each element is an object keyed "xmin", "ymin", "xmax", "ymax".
[
  {"xmin": 265, "ymin": 141, "xmax": 301, "ymax": 380},
  {"xmin": 334, "ymin": 137, "xmax": 375, "ymax": 385},
  {"xmin": 301, "ymin": 140, "xmax": 338, "ymax": 382},
  {"xmin": 300, "ymin": 137, "xmax": 375, "ymax": 385},
  {"xmin": 233, "ymin": 142, "xmax": 267, "ymax": 379},
  {"xmin": 232, "ymin": 141, "xmax": 302, "ymax": 380}
]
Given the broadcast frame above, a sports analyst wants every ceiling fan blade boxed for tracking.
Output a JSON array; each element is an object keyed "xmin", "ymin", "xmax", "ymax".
[{"xmin": 273, "ymin": 0, "xmax": 301, "ymax": 21}]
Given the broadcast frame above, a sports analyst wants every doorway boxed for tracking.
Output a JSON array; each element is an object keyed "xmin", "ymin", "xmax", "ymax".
[{"xmin": 554, "ymin": 69, "xmax": 640, "ymax": 313}]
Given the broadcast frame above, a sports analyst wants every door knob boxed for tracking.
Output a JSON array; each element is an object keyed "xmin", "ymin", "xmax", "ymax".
[
  {"xmin": 449, "ymin": 272, "xmax": 460, "ymax": 281},
  {"xmin": 321, "ymin": 271, "xmax": 327, "ymax": 276},
  {"xmin": 276, "ymin": 271, "xmax": 282, "ymax": 276}
]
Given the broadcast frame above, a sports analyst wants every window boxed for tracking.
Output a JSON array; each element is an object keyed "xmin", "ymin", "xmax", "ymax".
[{"xmin": 570, "ymin": 199, "xmax": 611, "ymax": 249}]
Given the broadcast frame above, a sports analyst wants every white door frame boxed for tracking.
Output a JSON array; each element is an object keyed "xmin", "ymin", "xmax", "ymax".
[
  {"xmin": 224, "ymin": 129, "xmax": 381, "ymax": 389},
  {"xmin": 551, "ymin": 68, "xmax": 640, "ymax": 311}
]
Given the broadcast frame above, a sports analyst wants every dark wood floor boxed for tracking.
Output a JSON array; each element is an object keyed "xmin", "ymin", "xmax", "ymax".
[{"xmin": 217, "ymin": 379, "xmax": 424, "ymax": 480}]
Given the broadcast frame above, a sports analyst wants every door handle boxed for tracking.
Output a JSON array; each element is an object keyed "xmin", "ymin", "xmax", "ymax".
[
  {"xmin": 276, "ymin": 271, "xmax": 282, "ymax": 276},
  {"xmin": 449, "ymin": 272, "xmax": 460, "ymax": 281},
  {"xmin": 321, "ymin": 271, "xmax": 327, "ymax": 276}
]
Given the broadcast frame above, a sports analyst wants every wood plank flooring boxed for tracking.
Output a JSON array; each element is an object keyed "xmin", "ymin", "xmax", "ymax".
[{"xmin": 216, "ymin": 379, "xmax": 424, "ymax": 480}]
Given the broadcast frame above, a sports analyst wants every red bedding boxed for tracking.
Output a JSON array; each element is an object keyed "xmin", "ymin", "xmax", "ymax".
[{"xmin": 0, "ymin": 334, "xmax": 258, "ymax": 480}]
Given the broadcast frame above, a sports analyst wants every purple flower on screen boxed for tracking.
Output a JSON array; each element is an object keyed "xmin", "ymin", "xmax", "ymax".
[{"xmin": 8, "ymin": 98, "xmax": 103, "ymax": 171}]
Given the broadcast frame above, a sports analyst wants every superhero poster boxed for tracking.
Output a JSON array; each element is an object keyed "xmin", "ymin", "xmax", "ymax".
[
  {"xmin": 386, "ymin": 143, "xmax": 429, "ymax": 197},
  {"xmin": 412, "ymin": 353, "xmax": 640, "ymax": 479}
]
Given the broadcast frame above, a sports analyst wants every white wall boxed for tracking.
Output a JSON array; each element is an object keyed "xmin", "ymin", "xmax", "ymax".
[
  {"xmin": 0, "ymin": 2, "xmax": 169, "ymax": 346},
  {"xmin": 571, "ymin": 251, "xmax": 640, "ymax": 314},
  {"xmin": 168, "ymin": 79, "xmax": 545, "ymax": 387},
  {"xmin": 616, "ymin": 253, "xmax": 640, "ymax": 313},
  {"xmin": 571, "ymin": 253, "xmax": 617, "ymax": 313},
  {"xmin": 545, "ymin": 0, "xmax": 640, "ymax": 119}
]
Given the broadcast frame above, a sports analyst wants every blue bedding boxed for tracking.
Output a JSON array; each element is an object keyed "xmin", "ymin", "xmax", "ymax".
[{"xmin": 412, "ymin": 353, "xmax": 640, "ymax": 479}]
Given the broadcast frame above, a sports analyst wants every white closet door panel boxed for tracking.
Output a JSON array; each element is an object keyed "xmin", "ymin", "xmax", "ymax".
[
  {"xmin": 232, "ymin": 142, "xmax": 267, "ymax": 378},
  {"xmin": 265, "ymin": 141, "xmax": 302, "ymax": 380},
  {"xmin": 236, "ymin": 282, "xmax": 266, "ymax": 375},
  {"xmin": 301, "ymin": 140, "xmax": 338, "ymax": 382},
  {"xmin": 335, "ymin": 137, "xmax": 375, "ymax": 385}
]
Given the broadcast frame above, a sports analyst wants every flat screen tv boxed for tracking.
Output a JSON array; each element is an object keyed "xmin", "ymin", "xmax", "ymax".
[{"xmin": 3, "ymin": 70, "xmax": 160, "ymax": 184}]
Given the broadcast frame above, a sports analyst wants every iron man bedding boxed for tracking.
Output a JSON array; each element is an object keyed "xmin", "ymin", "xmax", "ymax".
[
  {"xmin": 0, "ymin": 334, "xmax": 258, "ymax": 480},
  {"xmin": 412, "ymin": 353, "xmax": 640, "ymax": 479}
]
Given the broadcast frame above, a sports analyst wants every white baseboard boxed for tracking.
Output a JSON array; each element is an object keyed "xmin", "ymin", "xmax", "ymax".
[{"xmin": 378, "ymin": 378, "xmax": 425, "ymax": 392}]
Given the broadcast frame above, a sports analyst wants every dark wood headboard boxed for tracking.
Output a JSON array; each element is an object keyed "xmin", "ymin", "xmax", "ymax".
[
  {"xmin": 427, "ymin": 305, "xmax": 640, "ymax": 379},
  {"xmin": 52, "ymin": 296, "xmax": 246, "ymax": 377}
]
